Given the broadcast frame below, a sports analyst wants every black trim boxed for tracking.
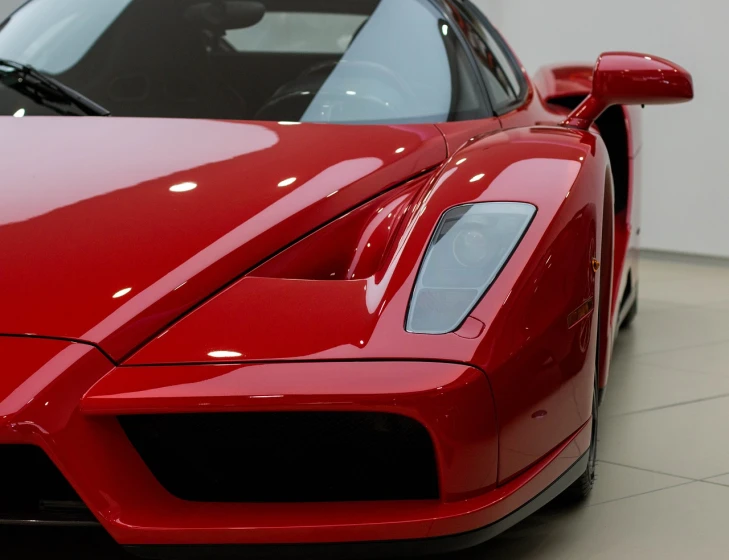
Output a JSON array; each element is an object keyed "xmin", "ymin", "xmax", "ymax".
[
  {"xmin": 0, "ymin": 333, "xmax": 117, "ymax": 365},
  {"xmin": 0, "ymin": 515, "xmax": 98, "ymax": 528},
  {"xmin": 428, "ymin": 0, "xmax": 497, "ymax": 119},
  {"xmin": 619, "ymin": 271, "xmax": 634, "ymax": 312},
  {"xmin": 459, "ymin": 0, "xmax": 529, "ymax": 115},
  {"xmin": 119, "ymin": 412, "xmax": 439, "ymax": 504},
  {"xmin": 122, "ymin": 354, "xmax": 482, "ymax": 370},
  {"xmin": 0, "ymin": 445, "xmax": 100, "ymax": 527},
  {"xmin": 125, "ymin": 451, "xmax": 588, "ymax": 560}
]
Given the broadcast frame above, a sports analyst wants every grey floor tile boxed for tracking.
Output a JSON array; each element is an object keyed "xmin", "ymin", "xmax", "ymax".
[
  {"xmin": 430, "ymin": 255, "xmax": 729, "ymax": 559},
  {"xmin": 705, "ymin": 299, "xmax": 729, "ymax": 311},
  {"xmin": 704, "ymin": 473, "xmax": 729, "ymax": 486},
  {"xmin": 599, "ymin": 394, "xmax": 729, "ymax": 479},
  {"xmin": 587, "ymin": 461, "xmax": 689, "ymax": 505},
  {"xmin": 637, "ymin": 338, "xmax": 729, "ymax": 376},
  {"xmin": 640, "ymin": 277, "xmax": 729, "ymax": 306},
  {"xmin": 639, "ymin": 257, "xmax": 729, "ymax": 282},
  {"xmin": 444, "ymin": 482, "xmax": 729, "ymax": 559},
  {"xmin": 637, "ymin": 297, "xmax": 682, "ymax": 313},
  {"xmin": 614, "ymin": 305, "xmax": 729, "ymax": 356},
  {"xmin": 639, "ymin": 259, "xmax": 729, "ymax": 305},
  {"xmin": 600, "ymin": 360, "xmax": 729, "ymax": 417}
]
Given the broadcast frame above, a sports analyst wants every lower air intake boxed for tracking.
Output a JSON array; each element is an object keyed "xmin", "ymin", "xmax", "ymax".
[
  {"xmin": 119, "ymin": 412, "xmax": 439, "ymax": 503},
  {"xmin": 0, "ymin": 445, "xmax": 95, "ymax": 524}
]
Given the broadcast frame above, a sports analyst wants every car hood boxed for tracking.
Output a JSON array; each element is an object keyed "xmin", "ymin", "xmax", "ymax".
[{"xmin": 0, "ymin": 117, "xmax": 446, "ymax": 360}]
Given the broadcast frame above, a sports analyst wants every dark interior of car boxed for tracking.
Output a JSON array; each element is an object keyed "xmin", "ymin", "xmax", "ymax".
[
  {"xmin": 0, "ymin": 0, "xmax": 490, "ymax": 123},
  {"xmin": 0, "ymin": 0, "xmax": 382, "ymax": 120},
  {"xmin": 71, "ymin": 1, "xmax": 364, "ymax": 120}
]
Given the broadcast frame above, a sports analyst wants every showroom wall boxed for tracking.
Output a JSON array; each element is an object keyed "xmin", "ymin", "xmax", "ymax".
[
  {"xmin": 0, "ymin": 0, "xmax": 721, "ymax": 257},
  {"xmin": 476, "ymin": 0, "xmax": 724, "ymax": 258}
]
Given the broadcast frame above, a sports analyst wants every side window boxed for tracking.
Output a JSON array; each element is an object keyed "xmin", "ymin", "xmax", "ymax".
[{"xmin": 454, "ymin": 4, "xmax": 524, "ymax": 112}]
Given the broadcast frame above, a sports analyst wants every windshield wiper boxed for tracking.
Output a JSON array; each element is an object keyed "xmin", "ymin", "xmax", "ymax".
[{"xmin": 0, "ymin": 58, "xmax": 110, "ymax": 116}]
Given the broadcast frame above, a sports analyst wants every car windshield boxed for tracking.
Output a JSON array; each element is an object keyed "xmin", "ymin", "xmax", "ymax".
[{"xmin": 0, "ymin": 0, "xmax": 487, "ymax": 123}]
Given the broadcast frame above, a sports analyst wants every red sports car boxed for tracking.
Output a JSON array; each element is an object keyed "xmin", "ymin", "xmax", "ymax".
[{"xmin": 0, "ymin": 0, "xmax": 692, "ymax": 557}]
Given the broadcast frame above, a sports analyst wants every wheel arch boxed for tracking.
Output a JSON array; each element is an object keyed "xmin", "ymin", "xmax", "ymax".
[{"xmin": 598, "ymin": 166, "xmax": 615, "ymax": 399}]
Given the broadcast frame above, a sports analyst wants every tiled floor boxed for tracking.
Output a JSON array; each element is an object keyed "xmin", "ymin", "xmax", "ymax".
[
  {"xmin": 5, "ymin": 254, "xmax": 729, "ymax": 558},
  {"xmin": 438, "ymin": 254, "xmax": 729, "ymax": 559}
]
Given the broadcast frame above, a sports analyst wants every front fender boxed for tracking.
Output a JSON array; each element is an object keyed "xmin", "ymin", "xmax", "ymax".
[{"xmin": 424, "ymin": 126, "xmax": 611, "ymax": 482}]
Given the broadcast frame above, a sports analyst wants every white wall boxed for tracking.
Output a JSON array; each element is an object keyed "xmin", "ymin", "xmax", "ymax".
[
  {"xmin": 476, "ymin": 0, "xmax": 727, "ymax": 258},
  {"xmin": 0, "ymin": 0, "xmax": 723, "ymax": 256}
]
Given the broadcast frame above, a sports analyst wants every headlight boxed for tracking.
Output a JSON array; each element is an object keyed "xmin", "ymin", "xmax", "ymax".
[{"xmin": 406, "ymin": 202, "xmax": 536, "ymax": 334}]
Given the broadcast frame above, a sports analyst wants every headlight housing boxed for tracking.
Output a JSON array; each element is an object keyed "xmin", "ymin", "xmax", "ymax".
[{"xmin": 406, "ymin": 202, "xmax": 536, "ymax": 334}]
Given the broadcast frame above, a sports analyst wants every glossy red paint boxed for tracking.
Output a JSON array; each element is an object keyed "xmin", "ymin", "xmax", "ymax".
[
  {"xmin": 418, "ymin": 128, "xmax": 607, "ymax": 481},
  {"xmin": 0, "ymin": 6, "xmax": 694, "ymax": 550},
  {"xmin": 0, "ymin": 334, "xmax": 590, "ymax": 544},
  {"xmin": 0, "ymin": 337, "xmax": 115, "ymax": 441},
  {"xmin": 128, "ymin": 126, "xmax": 605, "ymax": 483},
  {"xmin": 0, "ymin": 122, "xmax": 606, "ymax": 545},
  {"xmin": 535, "ymin": 53, "xmax": 686, "ymax": 390},
  {"xmin": 564, "ymin": 52, "xmax": 694, "ymax": 129},
  {"xmin": 529, "ymin": 58, "xmax": 648, "ymax": 389},
  {"xmin": 445, "ymin": 70, "xmax": 567, "ymax": 148},
  {"xmin": 533, "ymin": 63, "xmax": 593, "ymax": 103},
  {"xmin": 0, "ymin": 118, "xmax": 446, "ymax": 361},
  {"xmin": 250, "ymin": 176, "xmax": 427, "ymax": 281},
  {"xmin": 130, "ymin": 128, "xmax": 596, "ymax": 363},
  {"xmin": 82, "ymin": 361, "xmax": 499, "ymax": 502}
]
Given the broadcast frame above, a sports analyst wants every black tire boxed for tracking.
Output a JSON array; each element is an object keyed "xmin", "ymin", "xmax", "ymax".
[
  {"xmin": 559, "ymin": 391, "xmax": 598, "ymax": 503},
  {"xmin": 559, "ymin": 317, "xmax": 600, "ymax": 504},
  {"xmin": 620, "ymin": 293, "xmax": 638, "ymax": 329}
]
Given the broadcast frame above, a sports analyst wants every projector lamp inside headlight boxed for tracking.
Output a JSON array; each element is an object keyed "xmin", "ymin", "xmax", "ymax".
[{"xmin": 406, "ymin": 202, "xmax": 536, "ymax": 334}]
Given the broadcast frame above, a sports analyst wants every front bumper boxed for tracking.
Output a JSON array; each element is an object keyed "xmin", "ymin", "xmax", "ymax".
[
  {"xmin": 0, "ymin": 336, "xmax": 590, "ymax": 549},
  {"xmin": 129, "ymin": 451, "xmax": 589, "ymax": 559}
]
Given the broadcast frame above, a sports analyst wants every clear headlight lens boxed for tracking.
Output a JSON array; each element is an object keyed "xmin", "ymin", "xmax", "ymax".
[{"xmin": 406, "ymin": 202, "xmax": 536, "ymax": 334}]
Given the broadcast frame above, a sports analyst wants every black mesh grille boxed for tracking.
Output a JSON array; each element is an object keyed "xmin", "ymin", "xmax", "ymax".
[
  {"xmin": 119, "ymin": 412, "xmax": 439, "ymax": 503},
  {"xmin": 0, "ymin": 445, "xmax": 95, "ymax": 524}
]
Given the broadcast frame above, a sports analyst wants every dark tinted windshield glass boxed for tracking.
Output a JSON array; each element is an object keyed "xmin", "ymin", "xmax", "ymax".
[{"xmin": 0, "ymin": 0, "xmax": 487, "ymax": 123}]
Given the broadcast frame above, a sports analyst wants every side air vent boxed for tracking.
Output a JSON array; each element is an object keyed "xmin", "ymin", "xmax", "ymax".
[{"xmin": 120, "ymin": 411, "xmax": 439, "ymax": 503}]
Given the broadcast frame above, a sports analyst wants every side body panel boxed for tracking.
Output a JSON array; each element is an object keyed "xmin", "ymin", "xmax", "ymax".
[
  {"xmin": 526, "ymin": 62, "xmax": 642, "ymax": 390},
  {"xmin": 456, "ymin": 130, "xmax": 610, "ymax": 481}
]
